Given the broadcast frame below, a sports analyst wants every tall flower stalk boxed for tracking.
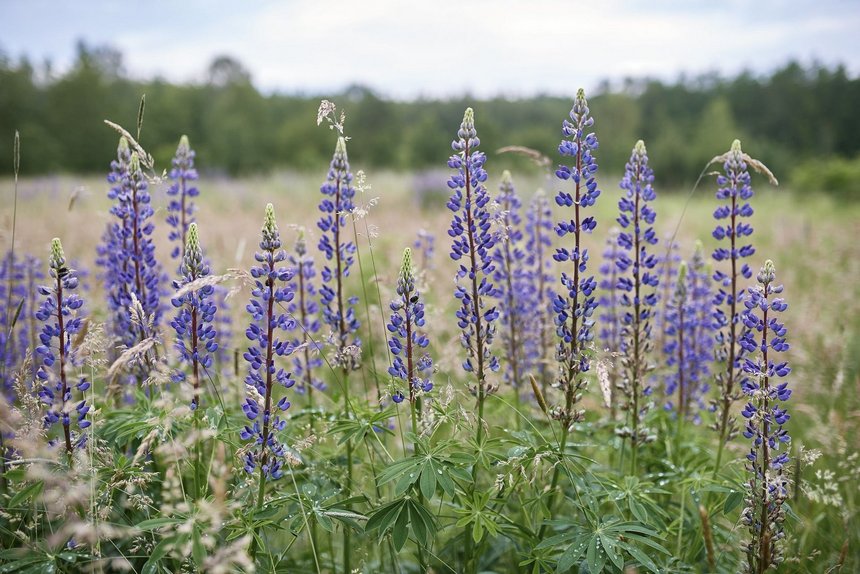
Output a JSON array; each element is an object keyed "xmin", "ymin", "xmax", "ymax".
[
  {"xmin": 99, "ymin": 139, "xmax": 164, "ymax": 375},
  {"xmin": 286, "ymin": 229, "xmax": 323, "ymax": 418},
  {"xmin": 615, "ymin": 140, "xmax": 659, "ymax": 473},
  {"xmin": 711, "ymin": 139, "xmax": 756, "ymax": 472},
  {"xmin": 170, "ymin": 223, "xmax": 217, "ymax": 411},
  {"xmin": 524, "ymin": 190, "xmax": 554, "ymax": 395},
  {"xmin": 491, "ymin": 171, "xmax": 529, "ymax": 417},
  {"xmin": 739, "ymin": 260, "xmax": 791, "ymax": 572},
  {"xmin": 166, "ymin": 135, "xmax": 199, "ymax": 263},
  {"xmin": 447, "ymin": 108, "xmax": 499, "ymax": 572},
  {"xmin": 317, "ymin": 137, "xmax": 360, "ymax": 573},
  {"xmin": 541, "ymin": 90, "xmax": 602, "ymax": 537},
  {"xmin": 447, "ymin": 107, "xmax": 499, "ymax": 444},
  {"xmin": 387, "ymin": 248, "xmax": 432, "ymax": 410},
  {"xmin": 664, "ymin": 242, "xmax": 715, "ymax": 422},
  {"xmin": 35, "ymin": 239, "xmax": 90, "ymax": 459},
  {"xmin": 243, "ymin": 204, "xmax": 296, "ymax": 557}
]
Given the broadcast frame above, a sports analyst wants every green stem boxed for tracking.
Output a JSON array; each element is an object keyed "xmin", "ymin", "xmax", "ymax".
[
  {"xmin": 676, "ymin": 487, "xmax": 687, "ymax": 558},
  {"xmin": 539, "ymin": 425, "xmax": 570, "ymax": 539}
]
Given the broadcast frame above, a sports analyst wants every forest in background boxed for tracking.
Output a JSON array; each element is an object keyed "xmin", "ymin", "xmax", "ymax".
[{"xmin": 1, "ymin": 42, "xmax": 859, "ymax": 192}]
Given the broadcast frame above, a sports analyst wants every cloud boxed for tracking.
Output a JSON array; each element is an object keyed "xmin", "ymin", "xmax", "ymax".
[{"xmin": 1, "ymin": 0, "xmax": 858, "ymax": 97}]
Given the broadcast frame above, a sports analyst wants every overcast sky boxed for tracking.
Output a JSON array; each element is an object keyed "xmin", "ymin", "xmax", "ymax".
[{"xmin": 1, "ymin": 0, "xmax": 858, "ymax": 98}]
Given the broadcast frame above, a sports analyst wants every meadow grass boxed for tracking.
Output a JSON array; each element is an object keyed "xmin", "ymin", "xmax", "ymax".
[{"xmin": 1, "ymin": 169, "xmax": 858, "ymax": 573}]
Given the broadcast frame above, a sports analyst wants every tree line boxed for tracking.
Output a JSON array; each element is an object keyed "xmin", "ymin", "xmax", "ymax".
[{"xmin": 1, "ymin": 42, "xmax": 858, "ymax": 188}]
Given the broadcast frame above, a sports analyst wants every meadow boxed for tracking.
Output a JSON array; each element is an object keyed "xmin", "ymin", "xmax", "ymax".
[{"xmin": 0, "ymin": 98, "xmax": 858, "ymax": 574}]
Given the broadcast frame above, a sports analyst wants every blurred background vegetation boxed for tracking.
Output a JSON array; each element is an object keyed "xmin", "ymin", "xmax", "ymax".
[{"xmin": 1, "ymin": 41, "xmax": 859, "ymax": 197}]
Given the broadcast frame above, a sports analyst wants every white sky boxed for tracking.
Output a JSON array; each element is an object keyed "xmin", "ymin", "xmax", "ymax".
[{"xmin": 1, "ymin": 0, "xmax": 858, "ymax": 98}]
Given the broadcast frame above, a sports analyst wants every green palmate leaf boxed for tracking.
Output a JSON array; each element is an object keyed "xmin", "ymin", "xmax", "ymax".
[
  {"xmin": 419, "ymin": 464, "xmax": 436, "ymax": 500},
  {"xmin": 392, "ymin": 503, "xmax": 410, "ymax": 551},
  {"xmin": 136, "ymin": 517, "xmax": 184, "ymax": 530},
  {"xmin": 365, "ymin": 497, "xmax": 437, "ymax": 553},
  {"xmin": 192, "ymin": 527, "xmax": 205, "ymax": 565},
  {"xmin": 723, "ymin": 490, "xmax": 743, "ymax": 514}
]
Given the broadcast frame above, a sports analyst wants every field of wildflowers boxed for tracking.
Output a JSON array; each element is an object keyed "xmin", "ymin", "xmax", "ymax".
[{"xmin": 1, "ymin": 95, "xmax": 858, "ymax": 574}]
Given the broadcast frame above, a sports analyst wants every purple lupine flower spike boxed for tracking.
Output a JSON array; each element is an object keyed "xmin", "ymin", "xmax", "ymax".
[
  {"xmin": 36, "ymin": 239, "xmax": 90, "ymax": 454},
  {"xmin": 387, "ymin": 248, "xmax": 433, "ymax": 405},
  {"xmin": 166, "ymin": 135, "xmax": 199, "ymax": 263},
  {"xmin": 1, "ymin": 253, "xmax": 42, "ymax": 401},
  {"xmin": 739, "ymin": 260, "xmax": 791, "ymax": 571},
  {"xmin": 597, "ymin": 228, "xmax": 623, "ymax": 418},
  {"xmin": 447, "ymin": 108, "xmax": 500, "ymax": 409},
  {"xmin": 241, "ymin": 204, "xmax": 296, "ymax": 481},
  {"xmin": 552, "ymin": 89, "xmax": 602, "ymax": 430},
  {"xmin": 170, "ymin": 223, "xmax": 218, "ymax": 410},
  {"xmin": 614, "ymin": 140, "xmax": 659, "ymax": 461},
  {"xmin": 286, "ymin": 229, "xmax": 325, "ymax": 402},
  {"xmin": 318, "ymin": 137, "xmax": 361, "ymax": 371},
  {"xmin": 491, "ymin": 171, "xmax": 530, "ymax": 395},
  {"xmin": 98, "ymin": 139, "xmax": 165, "ymax": 368},
  {"xmin": 711, "ymin": 140, "xmax": 756, "ymax": 461},
  {"xmin": 524, "ymin": 189, "xmax": 554, "ymax": 394},
  {"xmin": 663, "ymin": 242, "xmax": 716, "ymax": 423}
]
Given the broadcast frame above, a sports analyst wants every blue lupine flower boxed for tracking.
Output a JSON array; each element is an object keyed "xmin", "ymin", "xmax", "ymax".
[
  {"xmin": 447, "ymin": 108, "xmax": 500, "ymax": 397},
  {"xmin": 413, "ymin": 229, "xmax": 436, "ymax": 272},
  {"xmin": 98, "ymin": 139, "xmax": 165, "ymax": 357},
  {"xmin": 711, "ymin": 140, "xmax": 756, "ymax": 449},
  {"xmin": 597, "ymin": 229, "xmax": 623, "ymax": 416},
  {"xmin": 739, "ymin": 260, "xmax": 791, "ymax": 571},
  {"xmin": 615, "ymin": 140, "xmax": 659, "ymax": 451},
  {"xmin": 491, "ymin": 171, "xmax": 531, "ymax": 391},
  {"xmin": 317, "ymin": 137, "xmax": 361, "ymax": 370},
  {"xmin": 170, "ymin": 223, "xmax": 218, "ymax": 410},
  {"xmin": 387, "ymin": 248, "xmax": 432, "ymax": 404},
  {"xmin": 654, "ymin": 238, "xmax": 681, "ymax": 363},
  {"xmin": 524, "ymin": 189, "xmax": 555, "ymax": 393},
  {"xmin": 1, "ymin": 253, "xmax": 42, "ymax": 401},
  {"xmin": 663, "ymin": 243, "xmax": 715, "ymax": 423},
  {"xmin": 241, "ymin": 204, "xmax": 296, "ymax": 481},
  {"xmin": 35, "ymin": 239, "xmax": 90, "ymax": 453},
  {"xmin": 166, "ymin": 135, "xmax": 199, "ymax": 263},
  {"xmin": 286, "ymin": 229, "xmax": 325, "ymax": 399},
  {"xmin": 551, "ymin": 89, "xmax": 601, "ymax": 429}
]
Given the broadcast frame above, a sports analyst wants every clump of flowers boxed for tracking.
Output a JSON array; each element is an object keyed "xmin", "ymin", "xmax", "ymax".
[
  {"xmin": 99, "ymin": 138, "xmax": 165, "ymax": 359},
  {"xmin": 551, "ymin": 89, "xmax": 602, "ymax": 433},
  {"xmin": 614, "ymin": 140, "xmax": 659, "ymax": 467},
  {"xmin": 711, "ymin": 139, "xmax": 756, "ymax": 466},
  {"xmin": 387, "ymin": 248, "xmax": 432, "ymax": 406},
  {"xmin": 170, "ymin": 223, "xmax": 218, "ymax": 410},
  {"xmin": 317, "ymin": 137, "xmax": 361, "ymax": 371},
  {"xmin": 35, "ymin": 239, "xmax": 90, "ymax": 454},
  {"xmin": 241, "ymin": 204, "xmax": 296, "ymax": 482},
  {"xmin": 447, "ymin": 107, "xmax": 499, "ymax": 429},
  {"xmin": 1, "ymin": 253, "xmax": 41, "ymax": 401},
  {"xmin": 664, "ymin": 241, "xmax": 716, "ymax": 422},
  {"xmin": 166, "ymin": 135, "xmax": 200, "ymax": 262},
  {"xmin": 286, "ymin": 229, "xmax": 324, "ymax": 405},
  {"xmin": 491, "ymin": 170, "xmax": 530, "ymax": 395},
  {"xmin": 739, "ymin": 260, "xmax": 792, "ymax": 572}
]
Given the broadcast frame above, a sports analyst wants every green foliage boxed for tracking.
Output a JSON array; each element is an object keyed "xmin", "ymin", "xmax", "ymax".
[{"xmin": 792, "ymin": 154, "xmax": 860, "ymax": 200}]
